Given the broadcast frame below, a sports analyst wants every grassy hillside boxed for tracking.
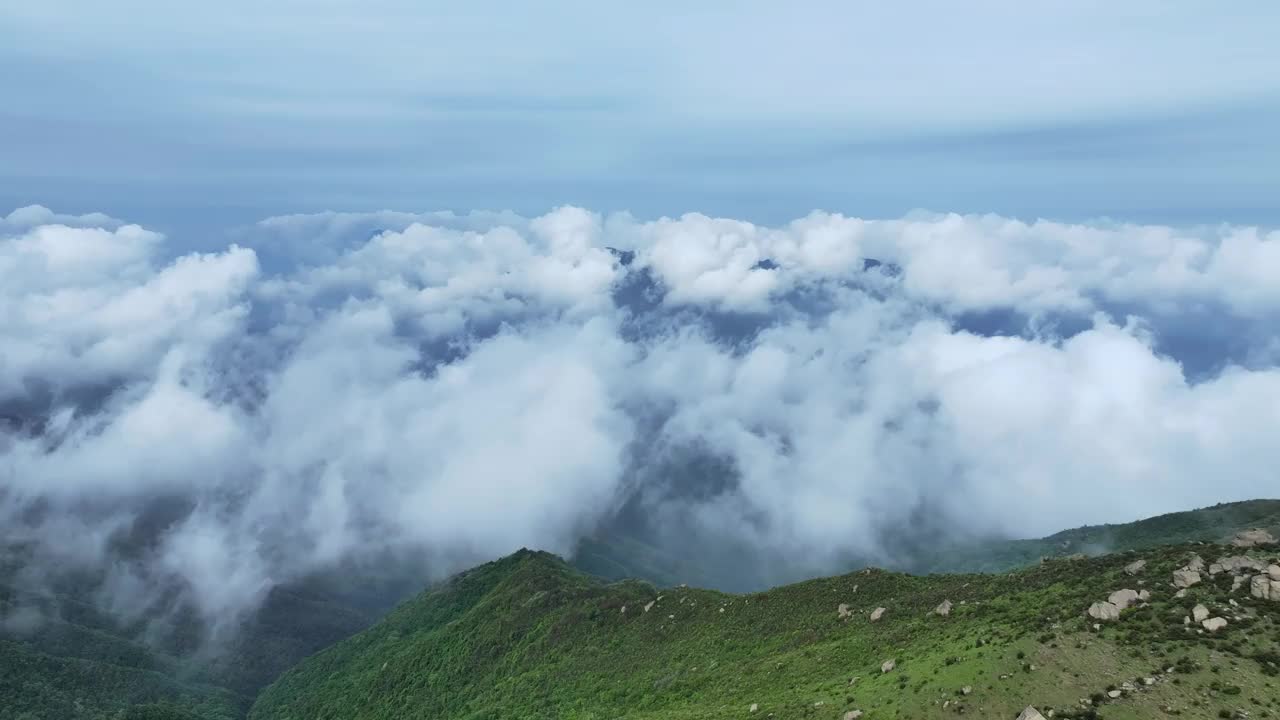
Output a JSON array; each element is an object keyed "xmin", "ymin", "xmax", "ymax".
[
  {"xmin": 0, "ymin": 571, "xmax": 379, "ymax": 720},
  {"xmin": 251, "ymin": 540, "xmax": 1280, "ymax": 719},
  {"xmin": 4, "ymin": 500, "xmax": 1278, "ymax": 719}
]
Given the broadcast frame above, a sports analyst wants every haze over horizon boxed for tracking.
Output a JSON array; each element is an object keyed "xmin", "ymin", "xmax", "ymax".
[{"xmin": 4, "ymin": 2, "xmax": 1280, "ymax": 232}]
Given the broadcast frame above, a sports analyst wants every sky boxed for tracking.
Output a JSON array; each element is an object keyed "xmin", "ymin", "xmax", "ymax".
[
  {"xmin": 3, "ymin": 1, "xmax": 1280, "ymax": 232},
  {"xmin": 2, "ymin": 2, "xmax": 1280, "ymax": 635}
]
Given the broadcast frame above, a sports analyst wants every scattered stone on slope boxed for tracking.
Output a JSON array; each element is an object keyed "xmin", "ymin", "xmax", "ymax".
[
  {"xmin": 1202, "ymin": 617, "xmax": 1228, "ymax": 632},
  {"xmin": 844, "ymin": 711, "xmax": 863, "ymax": 720},
  {"xmin": 1124, "ymin": 559, "xmax": 1146, "ymax": 575},
  {"xmin": 1192, "ymin": 604, "xmax": 1210, "ymax": 622},
  {"xmin": 1087, "ymin": 601, "xmax": 1120, "ymax": 621},
  {"xmin": 1231, "ymin": 575, "xmax": 1248, "ymax": 593},
  {"xmin": 881, "ymin": 658, "xmax": 896, "ymax": 673},
  {"xmin": 1232, "ymin": 528, "xmax": 1277, "ymax": 547},
  {"xmin": 934, "ymin": 599, "xmax": 953, "ymax": 616},
  {"xmin": 1210, "ymin": 556, "xmax": 1267, "ymax": 575},
  {"xmin": 1172, "ymin": 569, "xmax": 1201, "ymax": 588},
  {"xmin": 1108, "ymin": 588, "xmax": 1140, "ymax": 610},
  {"xmin": 1016, "ymin": 706, "xmax": 1046, "ymax": 720},
  {"xmin": 870, "ymin": 607, "xmax": 886, "ymax": 622},
  {"xmin": 838, "ymin": 603, "xmax": 852, "ymax": 619},
  {"xmin": 749, "ymin": 702, "xmax": 758, "ymax": 713},
  {"xmin": 644, "ymin": 601, "xmax": 655, "ymax": 613},
  {"xmin": 1137, "ymin": 589, "xmax": 1151, "ymax": 601},
  {"xmin": 1174, "ymin": 588, "xmax": 1188, "ymax": 598},
  {"xmin": 1185, "ymin": 554, "xmax": 1206, "ymax": 572},
  {"xmin": 960, "ymin": 686, "xmax": 972, "ymax": 695}
]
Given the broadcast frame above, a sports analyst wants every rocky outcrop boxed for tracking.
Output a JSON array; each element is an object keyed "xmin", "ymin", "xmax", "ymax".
[
  {"xmin": 1087, "ymin": 601, "xmax": 1120, "ymax": 621},
  {"xmin": 1192, "ymin": 604, "xmax": 1210, "ymax": 622},
  {"xmin": 1186, "ymin": 554, "xmax": 1206, "ymax": 572},
  {"xmin": 1209, "ymin": 556, "xmax": 1267, "ymax": 575},
  {"xmin": 1232, "ymin": 528, "xmax": 1277, "ymax": 547},
  {"xmin": 1202, "ymin": 617, "xmax": 1228, "ymax": 632},
  {"xmin": 1252, "ymin": 573, "xmax": 1280, "ymax": 601},
  {"xmin": 1172, "ymin": 569, "xmax": 1201, "ymax": 588},
  {"xmin": 1108, "ymin": 588, "xmax": 1140, "ymax": 610},
  {"xmin": 870, "ymin": 607, "xmax": 886, "ymax": 622},
  {"xmin": 934, "ymin": 599, "xmax": 953, "ymax": 616},
  {"xmin": 1124, "ymin": 559, "xmax": 1146, "ymax": 575}
]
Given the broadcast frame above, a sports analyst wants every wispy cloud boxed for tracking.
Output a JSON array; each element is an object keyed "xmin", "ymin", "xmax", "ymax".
[{"xmin": 3, "ymin": 204, "xmax": 1279, "ymax": 632}]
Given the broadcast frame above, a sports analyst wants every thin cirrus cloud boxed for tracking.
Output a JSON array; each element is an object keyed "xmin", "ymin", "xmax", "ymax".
[
  {"xmin": 2, "ymin": 2, "xmax": 1279, "ymax": 225},
  {"xmin": 2, "ymin": 204, "xmax": 1279, "ymax": 630}
]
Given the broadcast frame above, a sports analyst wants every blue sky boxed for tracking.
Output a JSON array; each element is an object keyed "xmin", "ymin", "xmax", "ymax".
[{"xmin": 2, "ymin": 1, "xmax": 1278, "ymax": 233}]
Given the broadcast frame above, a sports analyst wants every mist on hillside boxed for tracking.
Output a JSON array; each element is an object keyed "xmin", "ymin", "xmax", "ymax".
[{"xmin": 3, "ymin": 204, "xmax": 1280, "ymax": 640}]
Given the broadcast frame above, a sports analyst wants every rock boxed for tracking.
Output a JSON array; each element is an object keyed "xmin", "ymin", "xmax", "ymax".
[
  {"xmin": 1108, "ymin": 690, "xmax": 1122, "ymax": 699},
  {"xmin": 1172, "ymin": 569, "xmax": 1201, "ymax": 588},
  {"xmin": 838, "ymin": 603, "xmax": 852, "ymax": 619},
  {"xmin": 1232, "ymin": 528, "xmax": 1277, "ymax": 547},
  {"xmin": 1186, "ymin": 554, "xmax": 1206, "ymax": 572},
  {"xmin": 1137, "ymin": 589, "xmax": 1151, "ymax": 601},
  {"xmin": 848, "ymin": 676, "xmax": 860, "ymax": 686},
  {"xmin": 1192, "ymin": 604, "xmax": 1210, "ymax": 622},
  {"xmin": 1202, "ymin": 617, "xmax": 1228, "ymax": 632},
  {"xmin": 1183, "ymin": 615, "xmax": 1190, "ymax": 625},
  {"xmin": 960, "ymin": 685, "xmax": 972, "ymax": 695},
  {"xmin": 1016, "ymin": 706, "xmax": 1046, "ymax": 720},
  {"xmin": 881, "ymin": 658, "xmax": 896, "ymax": 673},
  {"xmin": 1269, "ymin": 564, "xmax": 1280, "ymax": 580},
  {"xmin": 1174, "ymin": 588, "xmax": 1188, "ymax": 598},
  {"xmin": 1210, "ymin": 556, "xmax": 1267, "ymax": 575},
  {"xmin": 749, "ymin": 702, "xmax": 758, "ymax": 712},
  {"xmin": 935, "ymin": 599, "xmax": 953, "ymax": 616},
  {"xmin": 844, "ymin": 712, "xmax": 863, "ymax": 720},
  {"xmin": 1087, "ymin": 601, "xmax": 1120, "ymax": 621},
  {"xmin": 1251, "ymin": 573, "xmax": 1280, "ymax": 601},
  {"xmin": 644, "ymin": 600, "xmax": 655, "ymax": 613},
  {"xmin": 1124, "ymin": 559, "xmax": 1147, "ymax": 575},
  {"xmin": 1143, "ymin": 677, "xmax": 1156, "ymax": 685},
  {"xmin": 870, "ymin": 607, "xmax": 886, "ymax": 622},
  {"xmin": 1232, "ymin": 575, "xmax": 1248, "ymax": 593},
  {"xmin": 1108, "ymin": 589, "xmax": 1140, "ymax": 610}
]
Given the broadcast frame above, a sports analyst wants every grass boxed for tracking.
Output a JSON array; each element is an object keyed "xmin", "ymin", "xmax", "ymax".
[
  {"xmin": 250, "ymin": 541, "xmax": 1280, "ymax": 719},
  {"xmin": 3, "ymin": 499, "xmax": 1277, "ymax": 719}
]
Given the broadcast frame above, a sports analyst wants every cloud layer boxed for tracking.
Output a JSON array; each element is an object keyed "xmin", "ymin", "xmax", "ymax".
[{"xmin": 3, "ymin": 204, "xmax": 1280, "ymax": 631}]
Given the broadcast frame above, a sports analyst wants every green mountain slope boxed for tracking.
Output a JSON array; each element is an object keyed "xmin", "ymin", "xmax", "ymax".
[
  {"xmin": 4, "ymin": 500, "xmax": 1279, "ymax": 719},
  {"xmin": 251, "ymin": 539, "xmax": 1280, "ymax": 720}
]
